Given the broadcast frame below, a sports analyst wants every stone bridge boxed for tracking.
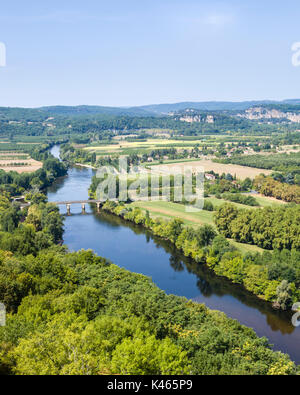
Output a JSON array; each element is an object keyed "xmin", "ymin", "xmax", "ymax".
[
  {"xmin": 20, "ymin": 200, "xmax": 102, "ymax": 214},
  {"xmin": 52, "ymin": 200, "xmax": 102, "ymax": 214}
]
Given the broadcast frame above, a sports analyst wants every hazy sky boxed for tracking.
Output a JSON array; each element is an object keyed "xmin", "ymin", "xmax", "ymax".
[{"xmin": 0, "ymin": 0, "xmax": 300, "ymax": 107}]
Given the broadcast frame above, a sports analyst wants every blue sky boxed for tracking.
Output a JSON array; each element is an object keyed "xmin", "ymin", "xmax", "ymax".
[{"xmin": 0, "ymin": 0, "xmax": 300, "ymax": 107}]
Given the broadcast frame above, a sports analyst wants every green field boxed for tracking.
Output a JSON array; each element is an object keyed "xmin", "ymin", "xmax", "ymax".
[
  {"xmin": 229, "ymin": 240, "xmax": 266, "ymax": 254},
  {"xmin": 244, "ymin": 194, "xmax": 286, "ymax": 207},
  {"xmin": 83, "ymin": 138, "xmax": 217, "ymax": 157},
  {"xmin": 128, "ymin": 200, "xmax": 265, "ymax": 254},
  {"xmin": 205, "ymin": 196, "xmax": 253, "ymax": 210},
  {"xmin": 206, "ymin": 195, "xmax": 285, "ymax": 209},
  {"xmin": 129, "ymin": 200, "xmax": 215, "ymax": 226}
]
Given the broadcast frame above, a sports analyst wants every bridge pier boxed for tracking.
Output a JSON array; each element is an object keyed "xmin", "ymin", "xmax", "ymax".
[
  {"xmin": 96, "ymin": 202, "xmax": 101, "ymax": 213},
  {"xmin": 66, "ymin": 204, "xmax": 71, "ymax": 215},
  {"xmin": 81, "ymin": 203, "xmax": 86, "ymax": 214}
]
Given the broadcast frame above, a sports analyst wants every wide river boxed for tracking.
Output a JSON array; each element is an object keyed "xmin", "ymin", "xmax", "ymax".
[{"xmin": 48, "ymin": 146, "xmax": 300, "ymax": 364}]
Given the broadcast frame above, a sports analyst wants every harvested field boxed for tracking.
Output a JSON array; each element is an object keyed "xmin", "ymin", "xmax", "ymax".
[
  {"xmin": 0, "ymin": 158, "xmax": 43, "ymax": 173},
  {"xmin": 150, "ymin": 159, "xmax": 272, "ymax": 180}
]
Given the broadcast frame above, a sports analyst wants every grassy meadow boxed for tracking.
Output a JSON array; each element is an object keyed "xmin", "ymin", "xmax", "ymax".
[{"xmin": 128, "ymin": 200, "xmax": 265, "ymax": 254}]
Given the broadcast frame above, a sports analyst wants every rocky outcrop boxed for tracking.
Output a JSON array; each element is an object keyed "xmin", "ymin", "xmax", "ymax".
[
  {"xmin": 237, "ymin": 106, "xmax": 300, "ymax": 123},
  {"xmin": 175, "ymin": 109, "xmax": 215, "ymax": 123}
]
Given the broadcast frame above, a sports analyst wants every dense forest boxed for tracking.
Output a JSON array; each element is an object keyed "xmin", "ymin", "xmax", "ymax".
[
  {"xmin": 214, "ymin": 203, "xmax": 300, "ymax": 251},
  {"xmin": 1, "ymin": 250, "xmax": 297, "ymax": 375},
  {"xmin": 0, "ymin": 193, "xmax": 64, "ymax": 253}
]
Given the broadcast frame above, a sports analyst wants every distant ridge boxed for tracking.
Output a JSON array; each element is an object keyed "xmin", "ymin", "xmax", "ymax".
[
  {"xmin": 2, "ymin": 99, "xmax": 300, "ymax": 117},
  {"xmin": 39, "ymin": 105, "xmax": 153, "ymax": 117},
  {"xmin": 136, "ymin": 99, "xmax": 300, "ymax": 114}
]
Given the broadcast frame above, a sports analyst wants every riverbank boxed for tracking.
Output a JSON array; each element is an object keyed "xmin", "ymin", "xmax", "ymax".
[{"xmin": 98, "ymin": 200, "xmax": 300, "ymax": 312}]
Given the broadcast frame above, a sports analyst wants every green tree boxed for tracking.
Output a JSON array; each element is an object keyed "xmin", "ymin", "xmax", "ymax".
[
  {"xmin": 111, "ymin": 335, "xmax": 190, "ymax": 375},
  {"xmin": 275, "ymin": 280, "xmax": 292, "ymax": 310}
]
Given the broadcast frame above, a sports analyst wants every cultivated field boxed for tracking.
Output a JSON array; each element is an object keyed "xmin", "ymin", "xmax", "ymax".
[
  {"xmin": 277, "ymin": 145, "xmax": 300, "ymax": 154},
  {"xmin": 85, "ymin": 138, "xmax": 206, "ymax": 150},
  {"xmin": 149, "ymin": 158, "xmax": 272, "ymax": 180},
  {"xmin": 84, "ymin": 138, "xmax": 215, "ymax": 156},
  {"xmin": 0, "ymin": 158, "xmax": 43, "ymax": 173}
]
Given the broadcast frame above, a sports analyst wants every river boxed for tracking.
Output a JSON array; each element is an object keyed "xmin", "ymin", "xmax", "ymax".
[{"xmin": 47, "ymin": 145, "xmax": 300, "ymax": 364}]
